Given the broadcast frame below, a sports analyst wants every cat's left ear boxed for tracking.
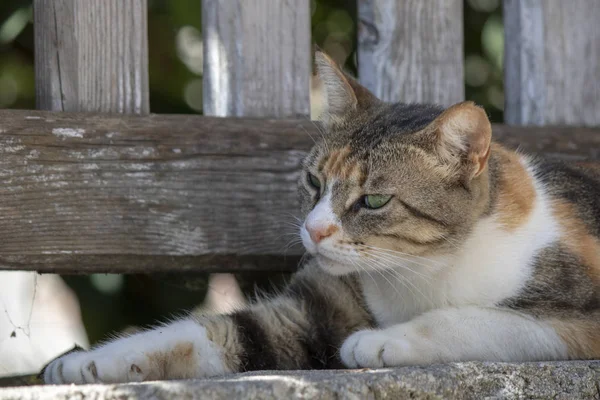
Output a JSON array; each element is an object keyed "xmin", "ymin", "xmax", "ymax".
[
  {"xmin": 314, "ymin": 50, "xmax": 379, "ymax": 129},
  {"xmin": 429, "ymin": 101, "xmax": 492, "ymax": 179}
]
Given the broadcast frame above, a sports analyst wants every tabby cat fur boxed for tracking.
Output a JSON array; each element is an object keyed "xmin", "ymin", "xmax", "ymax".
[{"xmin": 44, "ymin": 51, "xmax": 600, "ymax": 384}]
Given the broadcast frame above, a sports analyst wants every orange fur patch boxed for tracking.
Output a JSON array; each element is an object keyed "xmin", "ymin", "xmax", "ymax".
[
  {"xmin": 493, "ymin": 145, "xmax": 536, "ymax": 231},
  {"xmin": 548, "ymin": 317, "xmax": 600, "ymax": 359},
  {"xmin": 145, "ymin": 341, "xmax": 197, "ymax": 380},
  {"xmin": 416, "ymin": 323, "xmax": 432, "ymax": 340},
  {"xmin": 552, "ymin": 199, "xmax": 600, "ymax": 284},
  {"xmin": 322, "ymin": 146, "xmax": 365, "ymax": 183},
  {"xmin": 348, "ymin": 162, "xmax": 367, "ymax": 185},
  {"xmin": 323, "ymin": 147, "xmax": 350, "ymax": 177}
]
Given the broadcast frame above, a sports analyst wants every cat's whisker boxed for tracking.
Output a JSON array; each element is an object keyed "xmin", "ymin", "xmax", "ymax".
[
  {"xmin": 360, "ymin": 250, "xmax": 434, "ymax": 281},
  {"xmin": 440, "ymin": 235, "xmax": 461, "ymax": 250},
  {"xmin": 362, "ymin": 243, "xmax": 447, "ymax": 267},
  {"xmin": 360, "ymin": 259, "xmax": 431, "ymax": 285},
  {"xmin": 283, "ymin": 238, "xmax": 302, "ymax": 248},
  {"xmin": 363, "ymin": 256, "xmax": 436, "ymax": 307},
  {"xmin": 281, "ymin": 220, "xmax": 302, "ymax": 228},
  {"xmin": 309, "ymin": 120, "xmax": 331, "ymax": 153},
  {"xmin": 281, "ymin": 231, "xmax": 301, "ymax": 237},
  {"xmin": 297, "ymin": 252, "xmax": 311, "ymax": 268},
  {"xmin": 299, "ymin": 124, "xmax": 317, "ymax": 145},
  {"xmin": 350, "ymin": 261, "xmax": 388, "ymax": 301},
  {"xmin": 383, "ymin": 267, "xmax": 436, "ymax": 307},
  {"xmin": 362, "ymin": 258, "xmax": 413, "ymax": 301},
  {"xmin": 362, "ymin": 249, "xmax": 437, "ymax": 277},
  {"xmin": 349, "ymin": 256, "xmax": 381, "ymax": 293},
  {"xmin": 283, "ymin": 235, "xmax": 302, "ymax": 243},
  {"xmin": 282, "ymin": 237, "xmax": 303, "ymax": 252},
  {"xmin": 281, "ymin": 219, "xmax": 303, "ymax": 226},
  {"xmin": 275, "ymin": 213, "xmax": 304, "ymax": 230},
  {"xmin": 360, "ymin": 248, "xmax": 439, "ymax": 275},
  {"xmin": 362, "ymin": 244, "xmax": 447, "ymax": 268},
  {"xmin": 362, "ymin": 249, "xmax": 440, "ymax": 273},
  {"xmin": 355, "ymin": 247, "xmax": 439, "ymax": 306}
]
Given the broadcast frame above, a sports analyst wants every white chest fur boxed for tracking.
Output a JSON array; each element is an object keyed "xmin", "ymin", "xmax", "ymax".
[{"xmin": 361, "ymin": 161, "xmax": 560, "ymax": 327}]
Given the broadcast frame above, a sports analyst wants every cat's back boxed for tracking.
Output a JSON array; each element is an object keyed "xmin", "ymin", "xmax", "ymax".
[
  {"xmin": 499, "ymin": 156, "xmax": 600, "ymax": 318},
  {"xmin": 533, "ymin": 159, "xmax": 600, "ymax": 237}
]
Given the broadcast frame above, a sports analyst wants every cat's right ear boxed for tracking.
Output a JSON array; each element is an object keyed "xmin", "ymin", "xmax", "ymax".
[
  {"xmin": 314, "ymin": 51, "xmax": 378, "ymax": 128},
  {"xmin": 428, "ymin": 101, "xmax": 492, "ymax": 180}
]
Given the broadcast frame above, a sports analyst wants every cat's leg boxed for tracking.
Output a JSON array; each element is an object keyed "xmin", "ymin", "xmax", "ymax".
[
  {"xmin": 44, "ymin": 264, "xmax": 373, "ymax": 384},
  {"xmin": 43, "ymin": 318, "xmax": 232, "ymax": 384},
  {"xmin": 340, "ymin": 306, "xmax": 570, "ymax": 368}
]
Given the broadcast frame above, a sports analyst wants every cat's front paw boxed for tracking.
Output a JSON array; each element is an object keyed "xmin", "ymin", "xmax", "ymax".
[
  {"xmin": 44, "ymin": 320, "xmax": 230, "ymax": 384},
  {"xmin": 340, "ymin": 329, "xmax": 415, "ymax": 368},
  {"xmin": 44, "ymin": 346, "xmax": 153, "ymax": 384}
]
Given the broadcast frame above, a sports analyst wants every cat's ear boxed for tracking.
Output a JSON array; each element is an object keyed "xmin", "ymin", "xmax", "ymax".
[
  {"xmin": 429, "ymin": 101, "xmax": 492, "ymax": 179},
  {"xmin": 314, "ymin": 51, "xmax": 378, "ymax": 128}
]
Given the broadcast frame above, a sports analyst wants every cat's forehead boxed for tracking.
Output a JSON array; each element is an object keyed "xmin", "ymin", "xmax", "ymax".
[
  {"xmin": 307, "ymin": 144, "xmax": 418, "ymax": 193},
  {"xmin": 308, "ymin": 103, "xmax": 444, "ymax": 163},
  {"xmin": 304, "ymin": 103, "xmax": 448, "ymax": 189},
  {"xmin": 346, "ymin": 102, "xmax": 445, "ymax": 147},
  {"xmin": 318, "ymin": 146, "xmax": 367, "ymax": 184}
]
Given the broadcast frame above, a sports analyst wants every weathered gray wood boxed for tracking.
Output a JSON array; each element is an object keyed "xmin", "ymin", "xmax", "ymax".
[
  {"xmin": 0, "ymin": 110, "xmax": 309, "ymax": 274},
  {"xmin": 202, "ymin": 0, "xmax": 310, "ymax": 118},
  {"xmin": 202, "ymin": 0, "xmax": 311, "ymax": 303},
  {"xmin": 0, "ymin": 110, "xmax": 599, "ymax": 273},
  {"xmin": 358, "ymin": 0, "xmax": 464, "ymax": 105},
  {"xmin": 0, "ymin": 255, "xmax": 300, "ymax": 274},
  {"xmin": 504, "ymin": 0, "xmax": 600, "ymax": 126},
  {"xmin": 33, "ymin": 0, "xmax": 149, "ymax": 114}
]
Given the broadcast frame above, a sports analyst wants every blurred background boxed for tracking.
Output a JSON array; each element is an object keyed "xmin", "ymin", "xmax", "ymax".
[{"xmin": 0, "ymin": 0, "xmax": 504, "ymax": 376}]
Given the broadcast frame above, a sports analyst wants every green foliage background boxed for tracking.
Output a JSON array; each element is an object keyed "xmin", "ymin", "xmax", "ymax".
[{"xmin": 0, "ymin": 0, "xmax": 503, "ymax": 345}]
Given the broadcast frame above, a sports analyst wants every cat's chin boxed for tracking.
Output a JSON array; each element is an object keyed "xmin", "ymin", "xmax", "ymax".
[{"xmin": 315, "ymin": 255, "xmax": 353, "ymax": 276}]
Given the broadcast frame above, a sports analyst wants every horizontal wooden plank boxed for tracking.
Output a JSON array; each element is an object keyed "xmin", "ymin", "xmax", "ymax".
[
  {"xmin": 0, "ymin": 109, "xmax": 599, "ymax": 273},
  {"xmin": 0, "ymin": 254, "xmax": 301, "ymax": 274}
]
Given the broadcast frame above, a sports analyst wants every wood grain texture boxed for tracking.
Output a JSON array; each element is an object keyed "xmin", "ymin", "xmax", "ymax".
[
  {"xmin": 201, "ymin": 0, "xmax": 311, "ymax": 301},
  {"xmin": 504, "ymin": 0, "xmax": 600, "ymax": 126},
  {"xmin": 33, "ymin": 0, "xmax": 149, "ymax": 114},
  {"xmin": 202, "ymin": 0, "xmax": 311, "ymax": 118},
  {"xmin": 357, "ymin": 0, "xmax": 464, "ymax": 105},
  {"xmin": 0, "ymin": 110, "xmax": 599, "ymax": 273}
]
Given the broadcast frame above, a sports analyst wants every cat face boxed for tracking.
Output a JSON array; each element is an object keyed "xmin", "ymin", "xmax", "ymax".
[{"xmin": 299, "ymin": 52, "xmax": 493, "ymax": 276}]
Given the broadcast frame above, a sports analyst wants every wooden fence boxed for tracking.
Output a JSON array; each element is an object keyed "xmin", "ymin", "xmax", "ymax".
[{"xmin": 0, "ymin": 0, "xmax": 599, "ymax": 275}]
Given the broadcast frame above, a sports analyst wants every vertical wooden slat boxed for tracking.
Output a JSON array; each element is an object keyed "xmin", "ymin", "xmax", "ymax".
[
  {"xmin": 202, "ymin": 0, "xmax": 311, "ymax": 118},
  {"xmin": 202, "ymin": 0, "xmax": 311, "ymax": 308},
  {"xmin": 358, "ymin": 0, "xmax": 464, "ymax": 106},
  {"xmin": 503, "ymin": 0, "xmax": 545, "ymax": 125},
  {"xmin": 34, "ymin": 0, "xmax": 149, "ymax": 114},
  {"xmin": 504, "ymin": 0, "xmax": 600, "ymax": 126}
]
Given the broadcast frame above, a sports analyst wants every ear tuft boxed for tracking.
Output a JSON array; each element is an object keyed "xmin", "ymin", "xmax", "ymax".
[
  {"xmin": 432, "ymin": 101, "xmax": 492, "ymax": 178},
  {"xmin": 314, "ymin": 51, "xmax": 357, "ymax": 126},
  {"xmin": 313, "ymin": 51, "xmax": 379, "ymax": 129}
]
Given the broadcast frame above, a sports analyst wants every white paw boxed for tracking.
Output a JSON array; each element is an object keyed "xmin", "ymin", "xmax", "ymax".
[
  {"xmin": 44, "ymin": 346, "xmax": 151, "ymax": 384},
  {"xmin": 340, "ymin": 329, "xmax": 414, "ymax": 368},
  {"xmin": 43, "ymin": 320, "xmax": 230, "ymax": 384}
]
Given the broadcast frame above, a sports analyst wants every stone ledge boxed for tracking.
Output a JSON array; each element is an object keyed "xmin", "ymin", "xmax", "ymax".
[{"xmin": 1, "ymin": 361, "xmax": 599, "ymax": 400}]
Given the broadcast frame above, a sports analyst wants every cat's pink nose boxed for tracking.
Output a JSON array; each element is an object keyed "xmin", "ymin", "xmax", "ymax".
[{"xmin": 307, "ymin": 224, "xmax": 338, "ymax": 243}]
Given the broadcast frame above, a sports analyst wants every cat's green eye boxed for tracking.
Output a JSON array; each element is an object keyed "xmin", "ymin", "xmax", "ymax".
[
  {"xmin": 308, "ymin": 173, "xmax": 321, "ymax": 189},
  {"xmin": 364, "ymin": 194, "xmax": 392, "ymax": 209}
]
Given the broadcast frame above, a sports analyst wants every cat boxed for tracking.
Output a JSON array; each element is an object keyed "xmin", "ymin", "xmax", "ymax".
[{"xmin": 43, "ymin": 51, "xmax": 600, "ymax": 384}]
